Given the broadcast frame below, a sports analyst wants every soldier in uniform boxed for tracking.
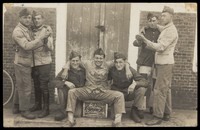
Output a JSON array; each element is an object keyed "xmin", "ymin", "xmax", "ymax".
[
  {"xmin": 133, "ymin": 12, "xmax": 160, "ymax": 114},
  {"xmin": 108, "ymin": 52, "xmax": 148, "ymax": 123},
  {"xmin": 51, "ymin": 51, "xmax": 86, "ymax": 121},
  {"xmin": 29, "ymin": 10, "xmax": 54, "ymax": 118}
]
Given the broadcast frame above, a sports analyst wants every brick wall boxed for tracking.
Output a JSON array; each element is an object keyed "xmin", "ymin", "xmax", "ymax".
[
  {"xmin": 140, "ymin": 11, "xmax": 197, "ymax": 110},
  {"xmin": 3, "ymin": 7, "xmax": 56, "ymax": 104}
]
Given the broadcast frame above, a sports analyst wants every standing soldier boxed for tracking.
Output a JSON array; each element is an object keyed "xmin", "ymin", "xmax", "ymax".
[
  {"xmin": 29, "ymin": 10, "xmax": 54, "ymax": 118},
  {"xmin": 133, "ymin": 12, "xmax": 160, "ymax": 114}
]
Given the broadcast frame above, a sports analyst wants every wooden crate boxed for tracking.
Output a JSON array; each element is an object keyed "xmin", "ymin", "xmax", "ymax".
[{"xmin": 83, "ymin": 100, "xmax": 108, "ymax": 118}]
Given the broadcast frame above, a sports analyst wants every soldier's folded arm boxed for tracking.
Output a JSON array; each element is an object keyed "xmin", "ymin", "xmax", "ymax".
[
  {"xmin": 13, "ymin": 30, "xmax": 44, "ymax": 51},
  {"xmin": 144, "ymin": 29, "xmax": 177, "ymax": 52}
]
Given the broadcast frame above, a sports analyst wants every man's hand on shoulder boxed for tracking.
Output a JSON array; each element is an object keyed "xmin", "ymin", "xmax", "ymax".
[{"xmin": 65, "ymin": 81, "xmax": 75, "ymax": 89}]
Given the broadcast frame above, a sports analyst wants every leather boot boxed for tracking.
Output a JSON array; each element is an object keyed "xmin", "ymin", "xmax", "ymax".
[
  {"xmin": 130, "ymin": 106, "xmax": 141, "ymax": 123},
  {"xmin": 21, "ymin": 110, "xmax": 36, "ymax": 119},
  {"xmin": 54, "ymin": 109, "xmax": 67, "ymax": 121},
  {"xmin": 137, "ymin": 109, "xmax": 144, "ymax": 119},
  {"xmin": 13, "ymin": 104, "xmax": 20, "ymax": 114},
  {"xmin": 145, "ymin": 116, "xmax": 162, "ymax": 125},
  {"xmin": 149, "ymin": 107, "xmax": 153, "ymax": 114},
  {"xmin": 55, "ymin": 93, "xmax": 67, "ymax": 121},
  {"xmin": 29, "ymin": 87, "xmax": 42, "ymax": 112},
  {"xmin": 38, "ymin": 92, "xmax": 49, "ymax": 118},
  {"xmin": 163, "ymin": 113, "xmax": 170, "ymax": 121}
]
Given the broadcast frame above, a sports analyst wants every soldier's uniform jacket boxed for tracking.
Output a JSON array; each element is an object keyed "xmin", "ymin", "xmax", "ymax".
[
  {"xmin": 133, "ymin": 27, "xmax": 160, "ymax": 67},
  {"xmin": 12, "ymin": 23, "xmax": 43, "ymax": 67},
  {"xmin": 108, "ymin": 66, "xmax": 148, "ymax": 93},
  {"xmin": 145, "ymin": 22, "xmax": 178, "ymax": 64},
  {"xmin": 32, "ymin": 25, "xmax": 54, "ymax": 66},
  {"xmin": 51, "ymin": 66, "xmax": 86, "ymax": 89}
]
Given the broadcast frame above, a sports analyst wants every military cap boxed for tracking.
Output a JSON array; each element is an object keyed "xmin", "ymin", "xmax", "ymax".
[
  {"xmin": 19, "ymin": 8, "xmax": 31, "ymax": 17},
  {"xmin": 93, "ymin": 48, "xmax": 105, "ymax": 58},
  {"xmin": 114, "ymin": 52, "xmax": 126, "ymax": 61},
  {"xmin": 32, "ymin": 10, "xmax": 44, "ymax": 18},
  {"xmin": 147, "ymin": 12, "xmax": 158, "ymax": 20},
  {"xmin": 162, "ymin": 6, "xmax": 174, "ymax": 14},
  {"xmin": 69, "ymin": 51, "xmax": 81, "ymax": 60}
]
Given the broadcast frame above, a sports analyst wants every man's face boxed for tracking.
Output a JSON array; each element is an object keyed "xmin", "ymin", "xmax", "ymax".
[
  {"xmin": 70, "ymin": 56, "xmax": 81, "ymax": 70},
  {"xmin": 147, "ymin": 17, "xmax": 158, "ymax": 29},
  {"xmin": 19, "ymin": 15, "xmax": 32, "ymax": 27},
  {"xmin": 115, "ymin": 58, "xmax": 125, "ymax": 70},
  {"xmin": 161, "ymin": 12, "xmax": 172, "ymax": 25},
  {"xmin": 94, "ymin": 55, "xmax": 104, "ymax": 67},
  {"xmin": 33, "ymin": 15, "xmax": 44, "ymax": 28}
]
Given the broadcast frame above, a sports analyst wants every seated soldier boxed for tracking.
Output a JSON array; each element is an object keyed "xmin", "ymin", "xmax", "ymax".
[
  {"xmin": 108, "ymin": 52, "xmax": 148, "ymax": 123},
  {"xmin": 51, "ymin": 51, "xmax": 86, "ymax": 121}
]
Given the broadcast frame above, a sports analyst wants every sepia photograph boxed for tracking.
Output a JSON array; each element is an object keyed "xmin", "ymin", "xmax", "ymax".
[{"xmin": 2, "ymin": 3, "xmax": 197, "ymax": 127}]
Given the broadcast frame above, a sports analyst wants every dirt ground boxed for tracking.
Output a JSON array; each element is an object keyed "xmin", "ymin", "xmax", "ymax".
[{"xmin": 3, "ymin": 103, "xmax": 197, "ymax": 127}]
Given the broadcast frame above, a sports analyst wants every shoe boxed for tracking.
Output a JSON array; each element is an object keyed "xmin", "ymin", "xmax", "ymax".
[
  {"xmin": 149, "ymin": 107, "xmax": 153, "ymax": 114},
  {"xmin": 54, "ymin": 110, "xmax": 67, "ymax": 121},
  {"xmin": 145, "ymin": 116, "xmax": 162, "ymax": 125},
  {"xmin": 21, "ymin": 111, "xmax": 36, "ymax": 120},
  {"xmin": 13, "ymin": 104, "xmax": 20, "ymax": 114},
  {"xmin": 137, "ymin": 109, "xmax": 144, "ymax": 119},
  {"xmin": 112, "ymin": 122, "xmax": 122, "ymax": 127},
  {"xmin": 38, "ymin": 92, "xmax": 49, "ymax": 118},
  {"xmin": 62, "ymin": 120, "xmax": 76, "ymax": 127},
  {"xmin": 163, "ymin": 113, "xmax": 170, "ymax": 121},
  {"xmin": 29, "ymin": 103, "xmax": 42, "ymax": 112},
  {"xmin": 130, "ymin": 107, "xmax": 141, "ymax": 123},
  {"xmin": 38, "ymin": 109, "xmax": 49, "ymax": 118}
]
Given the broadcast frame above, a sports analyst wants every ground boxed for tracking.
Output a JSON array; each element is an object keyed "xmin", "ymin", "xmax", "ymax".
[{"xmin": 3, "ymin": 103, "xmax": 197, "ymax": 127}]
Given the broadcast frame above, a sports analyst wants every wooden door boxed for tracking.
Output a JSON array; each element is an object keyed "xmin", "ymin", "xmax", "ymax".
[
  {"xmin": 101, "ymin": 3, "xmax": 131, "ymax": 60},
  {"xmin": 66, "ymin": 3, "xmax": 130, "ymax": 61},
  {"xmin": 66, "ymin": 3, "xmax": 100, "ymax": 60}
]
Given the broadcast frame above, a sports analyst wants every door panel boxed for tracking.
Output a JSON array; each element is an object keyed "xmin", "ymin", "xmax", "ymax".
[
  {"xmin": 103, "ymin": 3, "xmax": 131, "ymax": 61},
  {"xmin": 66, "ymin": 3, "xmax": 99, "ymax": 60}
]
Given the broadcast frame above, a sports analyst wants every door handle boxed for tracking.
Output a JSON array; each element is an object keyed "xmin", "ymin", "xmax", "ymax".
[{"xmin": 95, "ymin": 25, "xmax": 105, "ymax": 32}]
